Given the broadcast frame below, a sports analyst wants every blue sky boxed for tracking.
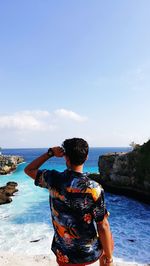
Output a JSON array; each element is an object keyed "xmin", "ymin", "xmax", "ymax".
[{"xmin": 0, "ymin": 1, "xmax": 150, "ymax": 148}]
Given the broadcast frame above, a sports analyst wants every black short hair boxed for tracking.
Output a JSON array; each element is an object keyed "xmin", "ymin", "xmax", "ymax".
[{"xmin": 62, "ymin": 138, "xmax": 89, "ymax": 165}]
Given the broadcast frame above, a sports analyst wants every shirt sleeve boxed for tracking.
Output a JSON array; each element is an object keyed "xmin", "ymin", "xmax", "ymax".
[
  {"xmin": 92, "ymin": 189, "xmax": 107, "ymax": 222},
  {"xmin": 34, "ymin": 169, "xmax": 53, "ymax": 189}
]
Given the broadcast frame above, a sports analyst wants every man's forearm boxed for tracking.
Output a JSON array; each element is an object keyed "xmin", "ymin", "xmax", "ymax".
[
  {"xmin": 24, "ymin": 152, "xmax": 51, "ymax": 179},
  {"xmin": 24, "ymin": 146, "xmax": 64, "ymax": 180},
  {"xmin": 97, "ymin": 218, "xmax": 113, "ymax": 260}
]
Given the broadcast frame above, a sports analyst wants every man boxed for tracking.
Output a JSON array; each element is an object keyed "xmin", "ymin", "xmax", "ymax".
[{"xmin": 24, "ymin": 138, "xmax": 114, "ymax": 266}]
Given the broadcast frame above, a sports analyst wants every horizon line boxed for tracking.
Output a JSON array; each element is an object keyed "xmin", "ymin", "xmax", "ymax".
[{"xmin": 1, "ymin": 146, "xmax": 131, "ymax": 149}]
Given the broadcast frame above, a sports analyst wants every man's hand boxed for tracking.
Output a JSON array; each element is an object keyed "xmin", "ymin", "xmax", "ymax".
[
  {"xmin": 100, "ymin": 254, "xmax": 114, "ymax": 266},
  {"xmin": 51, "ymin": 147, "xmax": 64, "ymax": 157}
]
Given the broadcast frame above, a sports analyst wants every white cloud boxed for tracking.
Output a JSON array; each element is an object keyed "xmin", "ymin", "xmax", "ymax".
[
  {"xmin": 54, "ymin": 109, "xmax": 88, "ymax": 122},
  {"xmin": 0, "ymin": 109, "xmax": 87, "ymax": 132},
  {"xmin": 0, "ymin": 109, "xmax": 88, "ymax": 147},
  {"xmin": 0, "ymin": 111, "xmax": 54, "ymax": 131}
]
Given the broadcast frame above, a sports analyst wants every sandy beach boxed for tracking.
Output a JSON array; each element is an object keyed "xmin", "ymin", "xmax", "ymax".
[{"xmin": 0, "ymin": 252, "xmax": 149, "ymax": 266}]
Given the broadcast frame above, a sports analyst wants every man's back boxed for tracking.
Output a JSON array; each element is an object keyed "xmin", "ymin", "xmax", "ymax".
[{"xmin": 35, "ymin": 168, "xmax": 106, "ymax": 264}]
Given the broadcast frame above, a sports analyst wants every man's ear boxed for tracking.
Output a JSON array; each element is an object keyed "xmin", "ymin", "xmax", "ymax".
[{"xmin": 65, "ymin": 156, "xmax": 71, "ymax": 166}]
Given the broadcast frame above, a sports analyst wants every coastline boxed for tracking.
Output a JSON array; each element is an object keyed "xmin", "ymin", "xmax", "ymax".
[{"xmin": 0, "ymin": 252, "xmax": 149, "ymax": 266}]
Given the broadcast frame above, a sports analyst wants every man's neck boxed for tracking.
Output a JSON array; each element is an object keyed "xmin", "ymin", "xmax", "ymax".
[{"xmin": 69, "ymin": 164, "xmax": 83, "ymax": 173}]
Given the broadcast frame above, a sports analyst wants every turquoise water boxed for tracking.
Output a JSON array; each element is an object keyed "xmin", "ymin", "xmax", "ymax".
[{"xmin": 0, "ymin": 148, "xmax": 150, "ymax": 263}]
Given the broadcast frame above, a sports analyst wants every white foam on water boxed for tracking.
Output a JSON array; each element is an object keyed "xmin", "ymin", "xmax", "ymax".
[
  {"xmin": 0, "ymin": 167, "xmax": 54, "ymax": 255},
  {"xmin": 0, "ymin": 222, "xmax": 54, "ymax": 255}
]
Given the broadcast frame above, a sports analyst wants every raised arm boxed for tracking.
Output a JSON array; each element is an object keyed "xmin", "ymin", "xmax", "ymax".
[
  {"xmin": 97, "ymin": 215, "xmax": 114, "ymax": 266},
  {"xmin": 24, "ymin": 147, "xmax": 64, "ymax": 180}
]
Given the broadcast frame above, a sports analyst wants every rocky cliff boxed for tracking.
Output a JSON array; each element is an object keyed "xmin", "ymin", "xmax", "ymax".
[
  {"xmin": 0, "ymin": 155, "xmax": 24, "ymax": 175},
  {"xmin": 0, "ymin": 181, "xmax": 18, "ymax": 205},
  {"xmin": 97, "ymin": 140, "xmax": 150, "ymax": 204}
]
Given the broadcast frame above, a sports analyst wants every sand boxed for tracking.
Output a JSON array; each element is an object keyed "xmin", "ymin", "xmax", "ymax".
[{"xmin": 0, "ymin": 252, "xmax": 149, "ymax": 266}]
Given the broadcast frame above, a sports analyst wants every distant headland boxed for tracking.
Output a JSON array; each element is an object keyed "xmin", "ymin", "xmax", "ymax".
[{"xmin": 0, "ymin": 153, "xmax": 24, "ymax": 175}]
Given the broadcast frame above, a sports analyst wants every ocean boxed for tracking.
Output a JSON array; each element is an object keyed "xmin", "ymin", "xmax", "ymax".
[{"xmin": 0, "ymin": 147, "xmax": 150, "ymax": 264}]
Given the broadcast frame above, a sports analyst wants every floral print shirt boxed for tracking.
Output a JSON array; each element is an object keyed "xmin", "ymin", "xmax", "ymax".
[{"xmin": 35, "ymin": 169, "xmax": 107, "ymax": 264}]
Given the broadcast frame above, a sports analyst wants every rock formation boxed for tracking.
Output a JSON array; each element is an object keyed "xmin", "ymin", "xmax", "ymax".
[
  {"xmin": 96, "ymin": 140, "xmax": 150, "ymax": 204},
  {"xmin": 0, "ymin": 155, "xmax": 24, "ymax": 175},
  {"xmin": 0, "ymin": 181, "xmax": 18, "ymax": 205}
]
